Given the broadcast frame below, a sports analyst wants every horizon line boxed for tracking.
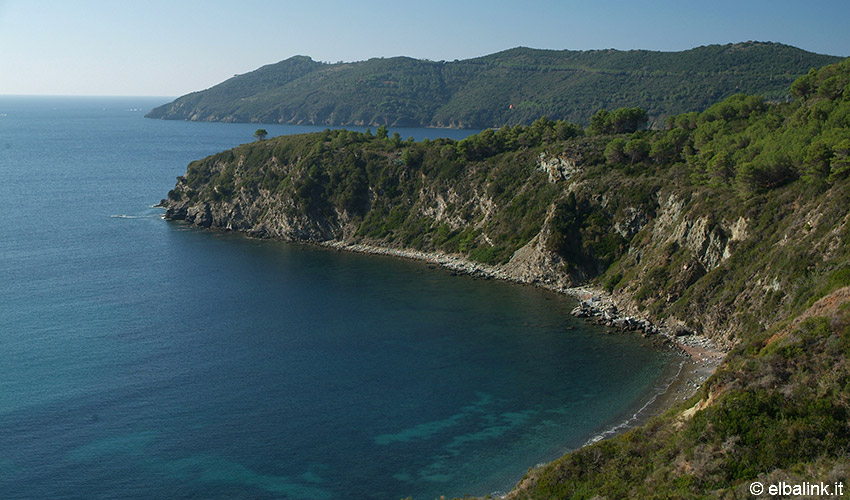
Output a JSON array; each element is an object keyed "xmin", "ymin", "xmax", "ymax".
[{"xmin": 0, "ymin": 94, "xmax": 177, "ymax": 99}]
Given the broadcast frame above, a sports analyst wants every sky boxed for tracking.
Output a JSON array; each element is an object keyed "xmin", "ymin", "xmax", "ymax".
[{"xmin": 1, "ymin": 0, "xmax": 848, "ymax": 97}]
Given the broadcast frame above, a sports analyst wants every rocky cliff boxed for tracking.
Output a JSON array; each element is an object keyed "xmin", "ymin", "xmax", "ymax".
[
  {"xmin": 160, "ymin": 125, "xmax": 849, "ymax": 349},
  {"xmin": 162, "ymin": 139, "xmax": 578, "ymax": 291}
]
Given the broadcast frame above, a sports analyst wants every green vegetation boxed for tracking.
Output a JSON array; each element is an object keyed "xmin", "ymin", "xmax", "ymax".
[
  {"xmin": 147, "ymin": 42, "xmax": 841, "ymax": 129},
  {"xmin": 588, "ymin": 107, "xmax": 648, "ymax": 135},
  {"xmin": 166, "ymin": 57, "xmax": 850, "ymax": 498}
]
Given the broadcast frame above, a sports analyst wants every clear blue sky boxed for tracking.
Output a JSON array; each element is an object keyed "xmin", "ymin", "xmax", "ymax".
[{"xmin": 1, "ymin": 0, "xmax": 847, "ymax": 97}]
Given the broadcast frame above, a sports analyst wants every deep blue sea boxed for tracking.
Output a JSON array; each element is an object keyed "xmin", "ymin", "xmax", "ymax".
[{"xmin": 0, "ymin": 96, "xmax": 676, "ymax": 500}]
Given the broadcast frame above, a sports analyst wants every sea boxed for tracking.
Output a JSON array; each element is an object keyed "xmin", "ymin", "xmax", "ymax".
[{"xmin": 0, "ymin": 96, "xmax": 678, "ymax": 500}]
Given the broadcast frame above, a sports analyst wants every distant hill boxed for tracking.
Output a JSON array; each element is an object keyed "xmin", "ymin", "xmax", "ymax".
[{"xmin": 146, "ymin": 42, "xmax": 842, "ymax": 129}]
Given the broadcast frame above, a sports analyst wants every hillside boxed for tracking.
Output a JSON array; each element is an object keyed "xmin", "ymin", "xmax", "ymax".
[
  {"xmin": 160, "ymin": 58, "xmax": 850, "ymax": 497},
  {"xmin": 146, "ymin": 42, "xmax": 841, "ymax": 129}
]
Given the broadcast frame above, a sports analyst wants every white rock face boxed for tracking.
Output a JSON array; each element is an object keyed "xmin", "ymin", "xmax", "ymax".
[
  {"xmin": 537, "ymin": 153, "xmax": 580, "ymax": 183},
  {"xmin": 651, "ymin": 193, "xmax": 749, "ymax": 271}
]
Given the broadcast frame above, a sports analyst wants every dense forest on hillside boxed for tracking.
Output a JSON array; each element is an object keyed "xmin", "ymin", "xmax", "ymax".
[
  {"xmin": 163, "ymin": 58, "xmax": 850, "ymax": 498},
  {"xmin": 147, "ymin": 42, "xmax": 841, "ymax": 129}
]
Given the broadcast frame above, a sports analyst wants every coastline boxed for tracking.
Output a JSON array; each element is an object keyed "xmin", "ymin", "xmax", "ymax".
[
  {"xmin": 161, "ymin": 216, "xmax": 725, "ymax": 494},
  {"xmin": 315, "ymin": 240, "xmax": 725, "ymax": 499},
  {"xmin": 318, "ymin": 240, "xmax": 725, "ymax": 426}
]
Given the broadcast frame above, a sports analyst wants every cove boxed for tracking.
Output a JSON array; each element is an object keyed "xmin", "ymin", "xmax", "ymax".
[{"xmin": 0, "ymin": 96, "xmax": 677, "ymax": 499}]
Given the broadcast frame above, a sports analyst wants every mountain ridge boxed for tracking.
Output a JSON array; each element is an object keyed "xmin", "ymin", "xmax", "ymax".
[{"xmin": 146, "ymin": 41, "xmax": 842, "ymax": 129}]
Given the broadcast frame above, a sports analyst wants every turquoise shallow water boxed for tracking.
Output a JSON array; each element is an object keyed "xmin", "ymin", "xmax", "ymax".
[{"xmin": 0, "ymin": 96, "xmax": 675, "ymax": 499}]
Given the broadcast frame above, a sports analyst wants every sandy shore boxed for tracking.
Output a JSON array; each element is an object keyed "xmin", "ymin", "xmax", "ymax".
[{"xmin": 613, "ymin": 350, "xmax": 719, "ymax": 433}]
